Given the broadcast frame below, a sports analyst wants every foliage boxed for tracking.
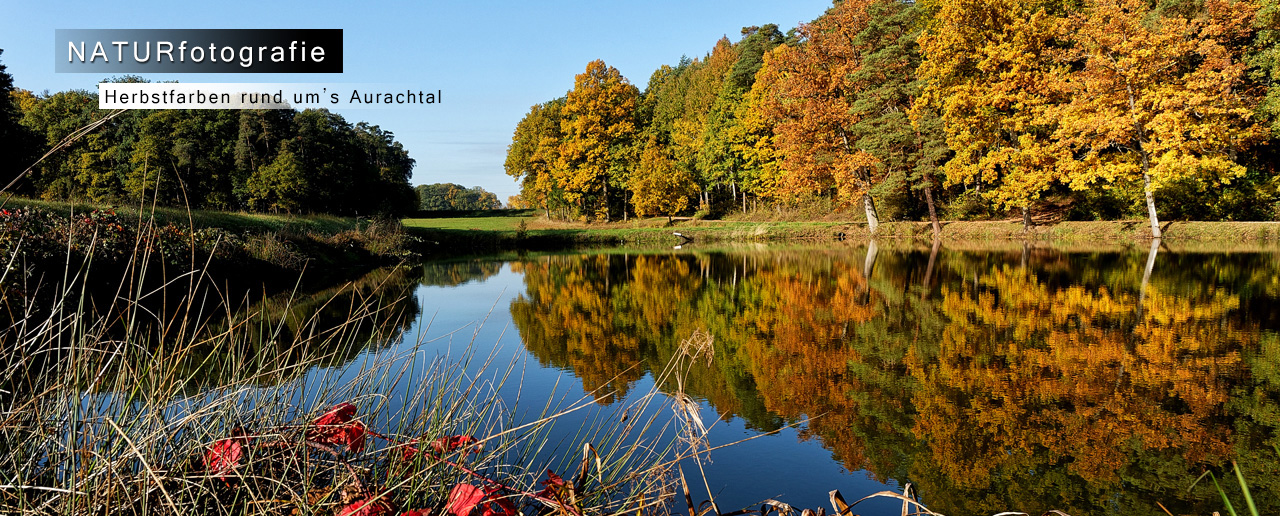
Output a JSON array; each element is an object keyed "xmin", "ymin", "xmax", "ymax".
[
  {"xmin": 630, "ymin": 138, "xmax": 699, "ymax": 220},
  {"xmin": 14, "ymin": 84, "xmax": 417, "ymax": 216},
  {"xmin": 1054, "ymin": 0, "xmax": 1265, "ymax": 233},
  {"xmin": 556, "ymin": 60, "xmax": 639, "ymax": 221},
  {"xmin": 415, "ymin": 183, "xmax": 502, "ymax": 211}
]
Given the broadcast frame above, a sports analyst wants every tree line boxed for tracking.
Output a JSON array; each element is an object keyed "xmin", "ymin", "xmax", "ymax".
[
  {"xmin": 504, "ymin": 0, "xmax": 1280, "ymax": 234},
  {"xmin": 414, "ymin": 183, "xmax": 502, "ymax": 211},
  {"xmin": 0, "ymin": 70, "xmax": 418, "ymax": 216}
]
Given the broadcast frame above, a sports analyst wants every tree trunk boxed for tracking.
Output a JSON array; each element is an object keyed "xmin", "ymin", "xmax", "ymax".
[
  {"xmin": 603, "ymin": 181, "xmax": 611, "ymax": 222},
  {"xmin": 1143, "ymin": 170, "xmax": 1161, "ymax": 239},
  {"xmin": 924, "ymin": 180, "xmax": 940, "ymax": 238},
  {"xmin": 923, "ymin": 237, "xmax": 941, "ymax": 294},
  {"xmin": 1022, "ymin": 206, "xmax": 1031, "ymax": 232},
  {"xmin": 863, "ymin": 193, "xmax": 879, "ymax": 234},
  {"xmin": 863, "ymin": 239, "xmax": 879, "ymax": 281},
  {"xmin": 1137, "ymin": 237, "xmax": 1159, "ymax": 319}
]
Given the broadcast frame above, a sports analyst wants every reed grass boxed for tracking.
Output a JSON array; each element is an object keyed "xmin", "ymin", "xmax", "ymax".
[{"xmin": 0, "ymin": 221, "xmax": 685, "ymax": 516}]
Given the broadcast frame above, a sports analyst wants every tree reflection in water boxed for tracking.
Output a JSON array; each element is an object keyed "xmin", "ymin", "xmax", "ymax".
[{"xmin": 508, "ymin": 244, "xmax": 1280, "ymax": 516}]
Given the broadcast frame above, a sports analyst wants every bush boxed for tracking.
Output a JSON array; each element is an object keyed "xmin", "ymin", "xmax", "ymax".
[{"xmin": 941, "ymin": 190, "xmax": 996, "ymax": 221}]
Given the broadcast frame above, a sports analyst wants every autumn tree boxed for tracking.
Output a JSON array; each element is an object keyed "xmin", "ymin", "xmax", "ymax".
[
  {"xmin": 699, "ymin": 25, "xmax": 787, "ymax": 213},
  {"xmin": 1054, "ymin": 0, "xmax": 1264, "ymax": 238},
  {"xmin": 505, "ymin": 99, "xmax": 566, "ymax": 218},
  {"xmin": 756, "ymin": 0, "xmax": 888, "ymax": 231},
  {"xmin": 918, "ymin": 0, "xmax": 1075, "ymax": 231},
  {"xmin": 630, "ymin": 137, "xmax": 698, "ymax": 221},
  {"xmin": 557, "ymin": 60, "xmax": 639, "ymax": 221}
]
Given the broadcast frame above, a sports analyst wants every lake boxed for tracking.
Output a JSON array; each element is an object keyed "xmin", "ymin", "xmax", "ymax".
[{"xmin": 288, "ymin": 240, "xmax": 1278, "ymax": 516}]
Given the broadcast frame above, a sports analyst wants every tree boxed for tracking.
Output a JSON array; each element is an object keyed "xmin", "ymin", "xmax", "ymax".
[
  {"xmin": 1252, "ymin": 0, "xmax": 1280, "ymax": 136},
  {"xmin": 755, "ymin": 0, "xmax": 888, "ymax": 232},
  {"xmin": 847, "ymin": 0, "xmax": 948, "ymax": 235},
  {"xmin": 506, "ymin": 99, "xmax": 566, "ymax": 218},
  {"xmin": 245, "ymin": 148, "xmax": 307, "ymax": 213},
  {"xmin": 557, "ymin": 60, "xmax": 639, "ymax": 221},
  {"xmin": 630, "ymin": 138, "xmax": 698, "ymax": 221},
  {"xmin": 916, "ymin": 0, "xmax": 1073, "ymax": 231},
  {"xmin": 414, "ymin": 183, "xmax": 501, "ymax": 210},
  {"xmin": 1054, "ymin": 0, "xmax": 1264, "ymax": 238},
  {"xmin": 0, "ymin": 50, "xmax": 37, "ymax": 190},
  {"xmin": 699, "ymin": 25, "xmax": 787, "ymax": 214}
]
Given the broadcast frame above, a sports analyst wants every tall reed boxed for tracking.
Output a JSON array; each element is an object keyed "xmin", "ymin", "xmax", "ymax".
[{"xmin": 0, "ymin": 219, "xmax": 681, "ymax": 516}]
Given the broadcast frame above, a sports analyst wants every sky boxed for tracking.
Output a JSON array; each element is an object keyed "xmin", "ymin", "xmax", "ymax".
[{"xmin": 1, "ymin": 0, "xmax": 835, "ymax": 202}]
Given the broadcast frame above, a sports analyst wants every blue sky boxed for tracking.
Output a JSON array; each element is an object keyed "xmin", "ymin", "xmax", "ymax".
[{"xmin": 2, "ymin": 0, "xmax": 833, "ymax": 202}]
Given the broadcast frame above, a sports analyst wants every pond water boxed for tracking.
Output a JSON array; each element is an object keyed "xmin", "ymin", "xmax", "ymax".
[{"xmin": 312, "ymin": 241, "xmax": 1280, "ymax": 515}]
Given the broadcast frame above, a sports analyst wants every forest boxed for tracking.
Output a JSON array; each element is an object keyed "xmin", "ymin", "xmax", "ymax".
[
  {"xmin": 0, "ymin": 66, "xmax": 418, "ymax": 216},
  {"xmin": 504, "ymin": 0, "xmax": 1280, "ymax": 235}
]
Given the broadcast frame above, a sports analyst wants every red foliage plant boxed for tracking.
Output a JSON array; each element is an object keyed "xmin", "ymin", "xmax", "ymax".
[
  {"xmin": 203, "ymin": 427, "xmax": 250, "ymax": 478},
  {"xmin": 308, "ymin": 402, "xmax": 368, "ymax": 453}
]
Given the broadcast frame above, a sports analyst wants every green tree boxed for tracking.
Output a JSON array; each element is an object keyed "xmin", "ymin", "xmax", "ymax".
[
  {"xmin": 245, "ymin": 147, "xmax": 307, "ymax": 213},
  {"xmin": 699, "ymin": 25, "xmax": 787, "ymax": 214},
  {"xmin": 0, "ymin": 50, "xmax": 37, "ymax": 190}
]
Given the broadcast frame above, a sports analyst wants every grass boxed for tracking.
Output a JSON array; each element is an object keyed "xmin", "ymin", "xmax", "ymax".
[
  {"xmin": 0, "ymin": 240, "xmax": 687, "ymax": 515},
  {"xmin": 2, "ymin": 196, "xmax": 362, "ymax": 236},
  {"xmin": 404, "ymin": 211, "xmax": 1280, "ymax": 248}
]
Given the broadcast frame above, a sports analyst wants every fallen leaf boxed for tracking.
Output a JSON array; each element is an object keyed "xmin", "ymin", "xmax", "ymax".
[
  {"xmin": 203, "ymin": 427, "xmax": 249, "ymax": 478},
  {"xmin": 447, "ymin": 484, "xmax": 485, "ymax": 516},
  {"xmin": 338, "ymin": 497, "xmax": 393, "ymax": 516},
  {"xmin": 307, "ymin": 403, "xmax": 367, "ymax": 452}
]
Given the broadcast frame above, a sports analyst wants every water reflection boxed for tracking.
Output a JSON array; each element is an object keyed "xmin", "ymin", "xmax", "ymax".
[{"xmin": 507, "ymin": 244, "xmax": 1280, "ymax": 515}]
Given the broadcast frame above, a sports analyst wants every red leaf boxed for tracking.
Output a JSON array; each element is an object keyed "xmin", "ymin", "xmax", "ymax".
[
  {"xmin": 481, "ymin": 487, "xmax": 519, "ymax": 516},
  {"xmin": 536, "ymin": 469, "xmax": 569, "ymax": 502},
  {"xmin": 344, "ymin": 420, "xmax": 368, "ymax": 454},
  {"xmin": 447, "ymin": 483, "xmax": 485, "ymax": 516},
  {"xmin": 203, "ymin": 427, "xmax": 249, "ymax": 478},
  {"xmin": 203, "ymin": 438, "xmax": 243, "ymax": 476},
  {"xmin": 401, "ymin": 510, "xmax": 432, "ymax": 516},
  {"xmin": 402, "ymin": 435, "xmax": 481, "ymax": 462},
  {"xmin": 430, "ymin": 435, "xmax": 482, "ymax": 455},
  {"xmin": 310, "ymin": 402, "xmax": 357, "ymax": 430},
  {"xmin": 400, "ymin": 438, "xmax": 420, "ymax": 461},
  {"xmin": 307, "ymin": 403, "xmax": 367, "ymax": 452},
  {"xmin": 338, "ymin": 498, "xmax": 393, "ymax": 516}
]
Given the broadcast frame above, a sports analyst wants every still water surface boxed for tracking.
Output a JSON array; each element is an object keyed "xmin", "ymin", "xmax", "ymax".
[{"xmin": 318, "ymin": 242, "xmax": 1280, "ymax": 515}]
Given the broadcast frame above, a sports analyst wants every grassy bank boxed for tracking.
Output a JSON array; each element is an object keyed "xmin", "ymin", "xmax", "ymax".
[
  {"xmin": 403, "ymin": 211, "xmax": 1280, "ymax": 252},
  {"xmin": 0, "ymin": 197, "xmax": 422, "ymax": 283}
]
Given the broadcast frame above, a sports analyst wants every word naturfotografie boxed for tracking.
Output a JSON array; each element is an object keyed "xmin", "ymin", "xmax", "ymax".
[
  {"xmin": 68, "ymin": 40, "xmax": 325, "ymax": 68},
  {"xmin": 56, "ymin": 29, "xmax": 342, "ymax": 73}
]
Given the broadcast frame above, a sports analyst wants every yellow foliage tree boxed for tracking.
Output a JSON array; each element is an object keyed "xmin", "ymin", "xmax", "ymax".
[
  {"xmin": 557, "ymin": 60, "xmax": 639, "ymax": 221},
  {"xmin": 1053, "ymin": 0, "xmax": 1264, "ymax": 238},
  {"xmin": 630, "ymin": 138, "xmax": 698, "ymax": 221},
  {"xmin": 916, "ymin": 0, "xmax": 1072, "ymax": 229}
]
